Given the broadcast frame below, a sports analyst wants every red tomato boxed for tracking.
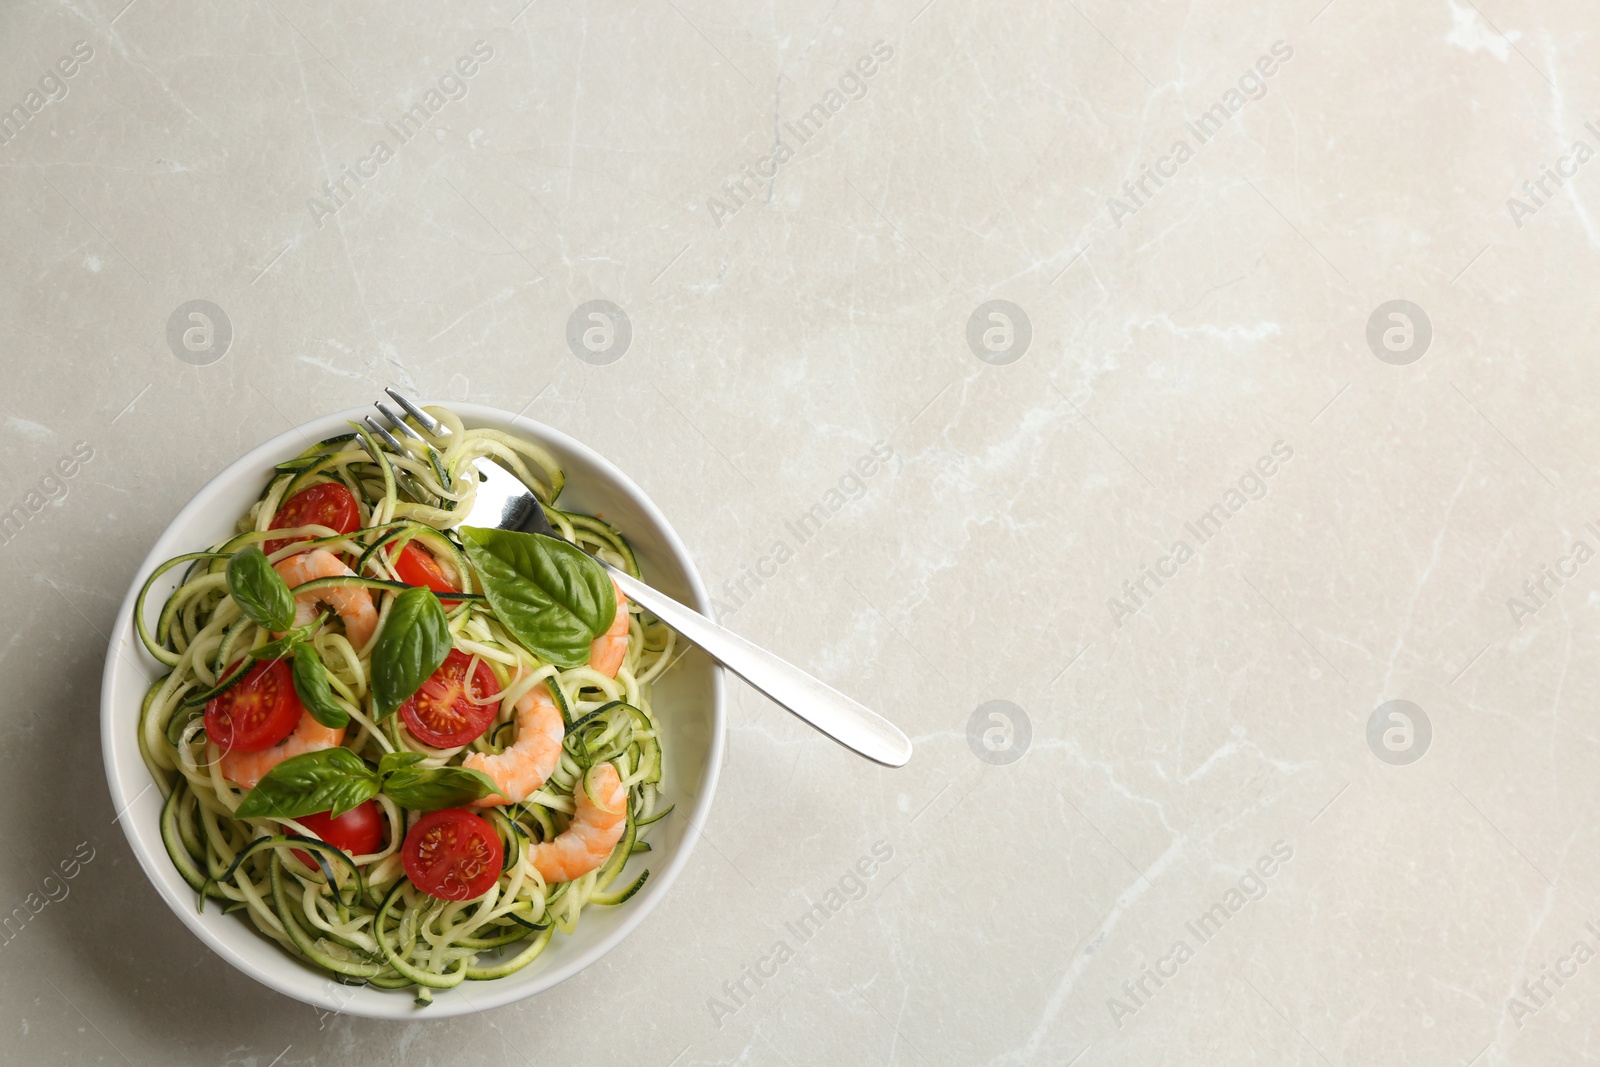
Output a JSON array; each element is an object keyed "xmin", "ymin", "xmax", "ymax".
[
  {"xmin": 204, "ymin": 659, "xmax": 303, "ymax": 753},
  {"xmin": 265, "ymin": 483, "xmax": 360, "ymax": 554},
  {"xmin": 291, "ymin": 801, "xmax": 385, "ymax": 869},
  {"xmin": 398, "ymin": 650, "xmax": 501, "ymax": 748},
  {"xmin": 402, "ymin": 809, "xmax": 503, "ymax": 901},
  {"xmin": 389, "ymin": 541, "xmax": 459, "ymax": 597}
]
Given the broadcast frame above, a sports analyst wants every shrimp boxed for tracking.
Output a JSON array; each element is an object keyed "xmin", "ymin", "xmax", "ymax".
[
  {"xmin": 465, "ymin": 586, "xmax": 629, "ymax": 806},
  {"xmin": 588, "ymin": 580, "xmax": 629, "ymax": 679},
  {"xmin": 464, "ymin": 681, "xmax": 565, "ymax": 807},
  {"xmin": 274, "ymin": 549, "xmax": 377, "ymax": 649},
  {"xmin": 530, "ymin": 761, "xmax": 627, "ymax": 883},
  {"xmin": 214, "ymin": 710, "xmax": 346, "ymax": 789}
]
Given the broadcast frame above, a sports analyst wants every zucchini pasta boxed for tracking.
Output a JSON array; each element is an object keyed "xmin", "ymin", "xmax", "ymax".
[{"xmin": 134, "ymin": 406, "xmax": 675, "ymax": 1003}]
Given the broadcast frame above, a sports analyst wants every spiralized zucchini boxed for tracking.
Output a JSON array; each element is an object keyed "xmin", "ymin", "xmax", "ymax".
[{"xmin": 136, "ymin": 409, "xmax": 676, "ymax": 1002}]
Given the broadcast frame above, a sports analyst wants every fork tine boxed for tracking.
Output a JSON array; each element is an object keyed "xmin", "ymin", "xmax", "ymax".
[
  {"xmin": 385, "ymin": 389, "xmax": 443, "ymax": 435},
  {"xmin": 375, "ymin": 401, "xmax": 428, "ymax": 443},
  {"xmin": 377, "ymin": 395, "xmax": 458, "ymax": 496},
  {"xmin": 362, "ymin": 415, "xmax": 406, "ymax": 454}
]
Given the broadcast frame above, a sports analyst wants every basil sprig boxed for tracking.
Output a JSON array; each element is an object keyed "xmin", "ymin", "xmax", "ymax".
[
  {"xmin": 236, "ymin": 748, "xmax": 379, "ymax": 819},
  {"xmin": 382, "ymin": 766, "xmax": 501, "ymax": 811},
  {"xmin": 248, "ymin": 612, "xmax": 328, "ymax": 662},
  {"xmin": 248, "ymin": 631, "xmax": 306, "ymax": 663},
  {"xmin": 235, "ymin": 747, "xmax": 499, "ymax": 820},
  {"xmin": 379, "ymin": 751, "xmax": 426, "ymax": 774},
  {"xmin": 460, "ymin": 527, "xmax": 615, "ymax": 668},
  {"xmin": 371, "ymin": 587, "xmax": 451, "ymax": 719},
  {"xmin": 226, "ymin": 546, "xmax": 296, "ymax": 632},
  {"xmin": 291, "ymin": 643, "xmax": 350, "ymax": 729}
]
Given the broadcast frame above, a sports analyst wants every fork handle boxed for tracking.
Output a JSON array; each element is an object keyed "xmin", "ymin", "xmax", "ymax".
[{"xmin": 605, "ymin": 567, "xmax": 913, "ymax": 767}]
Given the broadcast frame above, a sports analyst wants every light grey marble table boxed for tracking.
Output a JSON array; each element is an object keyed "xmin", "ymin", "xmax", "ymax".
[{"xmin": 3, "ymin": 1, "xmax": 1598, "ymax": 1064}]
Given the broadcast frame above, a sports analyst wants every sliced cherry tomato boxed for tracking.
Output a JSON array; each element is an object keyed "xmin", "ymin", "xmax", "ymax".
[
  {"xmin": 402, "ymin": 809, "xmax": 503, "ymax": 901},
  {"xmin": 264, "ymin": 482, "xmax": 360, "ymax": 554},
  {"xmin": 204, "ymin": 659, "xmax": 303, "ymax": 754},
  {"xmin": 398, "ymin": 649, "xmax": 501, "ymax": 748},
  {"xmin": 291, "ymin": 800, "xmax": 385, "ymax": 869},
  {"xmin": 389, "ymin": 541, "xmax": 459, "ymax": 597}
]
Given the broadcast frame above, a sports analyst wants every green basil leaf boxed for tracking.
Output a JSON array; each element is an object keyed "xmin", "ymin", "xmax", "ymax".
[
  {"xmin": 460, "ymin": 527, "xmax": 615, "ymax": 668},
  {"xmin": 381, "ymin": 766, "xmax": 501, "ymax": 812},
  {"xmin": 291, "ymin": 643, "xmax": 350, "ymax": 729},
  {"xmin": 227, "ymin": 546, "xmax": 297, "ymax": 632},
  {"xmin": 248, "ymin": 614, "xmax": 326, "ymax": 662},
  {"xmin": 235, "ymin": 748, "xmax": 380, "ymax": 820},
  {"xmin": 370, "ymin": 587, "xmax": 451, "ymax": 719},
  {"xmin": 378, "ymin": 750, "xmax": 427, "ymax": 775},
  {"xmin": 248, "ymin": 634, "xmax": 300, "ymax": 662}
]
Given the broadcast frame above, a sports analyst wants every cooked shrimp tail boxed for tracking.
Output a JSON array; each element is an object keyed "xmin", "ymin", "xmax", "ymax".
[
  {"xmin": 529, "ymin": 761, "xmax": 627, "ymax": 883},
  {"xmin": 588, "ymin": 581, "xmax": 629, "ymax": 678},
  {"xmin": 274, "ymin": 548, "xmax": 378, "ymax": 649},
  {"xmin": 464, "ymin": 681, "xmax": 565, "ymax": 806},
  {"xmin": 214, "ymin": 710, "xmax": 346, "ymax": 789}
]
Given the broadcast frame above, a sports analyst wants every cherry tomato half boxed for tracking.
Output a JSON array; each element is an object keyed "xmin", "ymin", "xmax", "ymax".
[
  {"xmin": 402, "ymin": 809, "xmax": 503, "ymax": 901},
  {"xmin": 265, "ymin": 482, "xmax": 360, "ymax": 555},
  {"xmin": 389, "ymin": 541, "xmax": 459, "ymax": 597},
  {"xmin": 204, "ymin": 659, "xmax": 303, "ymax": 754},
  {"xmin": 398, "ymin": 649, "xmax": 501, "ymax": 748},
  {"xmin": 291, "ymin": 800, "xmax": 386, "ymax": 870}
]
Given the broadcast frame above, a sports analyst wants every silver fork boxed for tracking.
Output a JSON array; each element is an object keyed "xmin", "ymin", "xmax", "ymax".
[{"xmin": 366, "ymin": 389, "xmax": 913, "ymax": 768}]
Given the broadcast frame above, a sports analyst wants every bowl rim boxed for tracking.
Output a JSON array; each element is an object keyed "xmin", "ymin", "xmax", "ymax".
[{"xmin": 98, "ymin": 401, "xmax": 724, "ymax": 1019}]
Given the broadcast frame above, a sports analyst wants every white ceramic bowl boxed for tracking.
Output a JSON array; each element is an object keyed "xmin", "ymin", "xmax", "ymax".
[{"xmin": 99, "ymin": 403, "xmax": 723, "ymax": 1019}]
